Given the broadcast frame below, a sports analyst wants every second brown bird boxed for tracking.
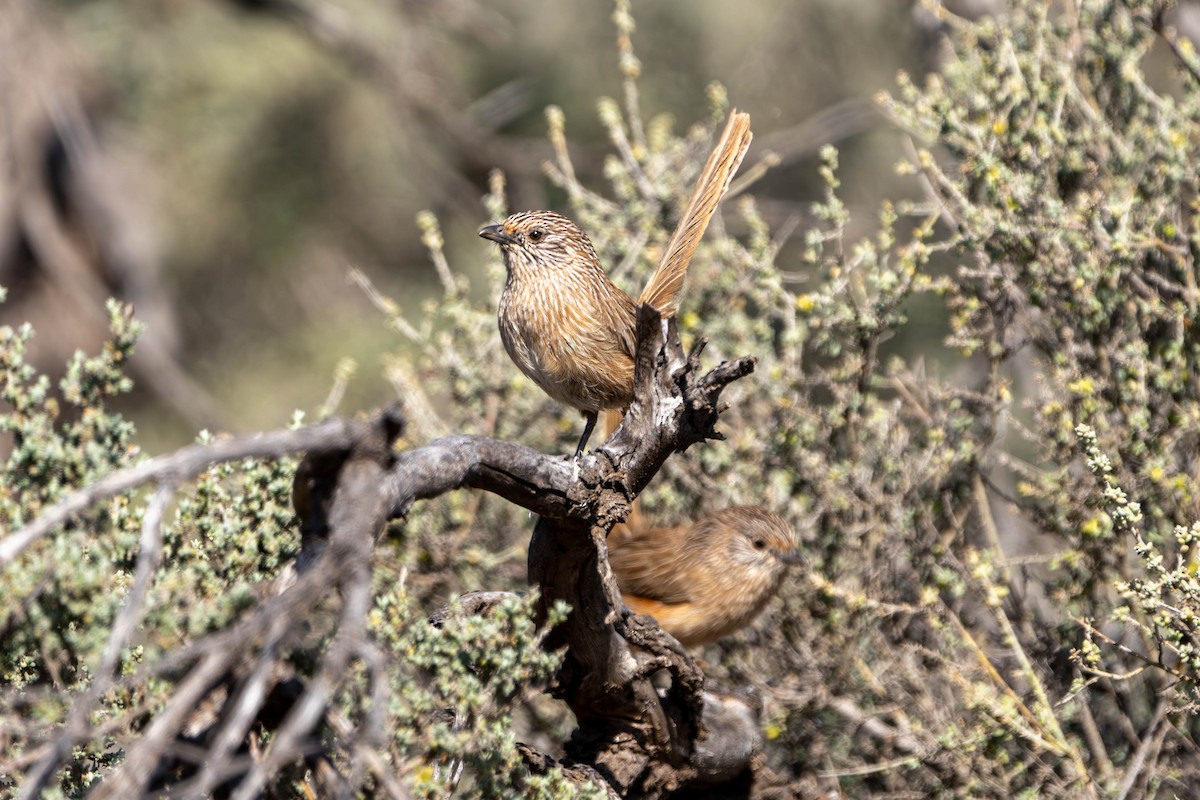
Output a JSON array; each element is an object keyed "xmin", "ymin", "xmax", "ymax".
[
  {"xmin": 479, "ymin": 112, "xmax": 752, "ymax": 455},
  {"xmin": 608, "ymin": 505, "xmax": 801, "ymax": 648}
]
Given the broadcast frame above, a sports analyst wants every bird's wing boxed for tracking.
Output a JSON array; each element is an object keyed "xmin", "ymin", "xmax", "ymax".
[
  {"xmin": 607, "ymin": 523, "xmax": 695, "ymax": 604},
  {"xmin": 621, "ymin": 592, "xmax": 714, "ymax": 648}
]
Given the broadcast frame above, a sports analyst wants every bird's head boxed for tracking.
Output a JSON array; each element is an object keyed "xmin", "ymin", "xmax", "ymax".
[
  {"xmin": 479, "ymin": 211, "xmax": 600, "ymax": 277},
  {"xmin": 712, "ymin": 506, "xmax": 804, "ymax": 577}
]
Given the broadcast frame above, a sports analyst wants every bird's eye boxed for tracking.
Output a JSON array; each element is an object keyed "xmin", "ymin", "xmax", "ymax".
[
  {"xmin": 528, "ymin": 228, "xmax": 544, "ymax": 242},
  {"xmin": 752, "ymin": 538, "xmax": 766, "ymax": 550}
]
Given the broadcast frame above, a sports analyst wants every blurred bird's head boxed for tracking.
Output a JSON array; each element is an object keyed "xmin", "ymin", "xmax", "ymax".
[{"xmin": 703, "ymin": 505, "xmax": 803, "ymax": 579}]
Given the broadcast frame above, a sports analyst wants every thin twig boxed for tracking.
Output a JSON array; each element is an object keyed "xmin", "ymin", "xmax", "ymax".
[
  {"xmin": 181, "ymin": 619, "xmax": 293, "ymax": 799},
  {"xmin": 0, "ymin": 419, "xmax": 367, "ymax": 566},
  {"xmin": 1116, "ymin": 696, "xmax": 1170, "ymax": 800},
  {"xmin": 17, "ymin": 483, "xmax": 175, "ymax": 798}
]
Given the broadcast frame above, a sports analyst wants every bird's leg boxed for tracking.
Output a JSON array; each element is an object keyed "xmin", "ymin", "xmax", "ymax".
[{"xmin": 574, "ymin": 410, "xmax": 599, "ymax": 459}]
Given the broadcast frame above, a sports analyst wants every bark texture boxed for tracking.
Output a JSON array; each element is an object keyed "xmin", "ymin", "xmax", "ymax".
[{"xmin": 6, "ymin": 304, "xmax": 796, "ymax": 799}]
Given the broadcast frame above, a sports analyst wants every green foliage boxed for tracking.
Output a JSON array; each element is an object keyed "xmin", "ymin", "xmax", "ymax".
[
  {"xmin": 1, "ymin": 300, "xmax": 140, "ymax": 523},
  {"xmin": 1076, "ymin": 422, "xmax": 1200, "ymax": 703},
  {"xmin": 1, "ymin": 301, "xmax": 144, "ymax": 795},
  {"xmin": 367, "ymin": 590, "xmax": 602, "ymax": 799},
  {"xmin": 325, "ymin": 2, "xmax": 1200, "ymax": 793},
  {"xmin": 724, "ymin": 0, "xmax": 1200, "ymax": 794},
  {"xmin": 0, "ymin": 304, "xmax": 587, "ymax": 796},
  {"xmin": 1, "ymin": 300, "xmax": 142, "ymax": 684}
]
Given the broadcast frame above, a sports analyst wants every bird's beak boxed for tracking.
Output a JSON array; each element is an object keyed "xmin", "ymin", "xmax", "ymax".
[
  {"xmin": 479, "ymin": 224, "xmax": 516, "ymax": 245},
  {"xmin": 778, "ymin": 549, "xmax": 807, "ymax": 566}
]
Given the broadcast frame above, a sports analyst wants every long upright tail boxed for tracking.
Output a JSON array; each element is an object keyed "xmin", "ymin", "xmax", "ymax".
[{"xmin": 638, "ymin": 110, "xmax": 752, "ymax": 317}]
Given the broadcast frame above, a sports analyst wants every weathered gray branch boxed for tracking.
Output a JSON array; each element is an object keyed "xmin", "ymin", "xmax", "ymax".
[
  {"xmin": 0, "ymin": 418, "xmax": 375, "ymax": 566},
  {"xmin": 7, "ymin": 303, "xmax": 767, "ymax": 798}
]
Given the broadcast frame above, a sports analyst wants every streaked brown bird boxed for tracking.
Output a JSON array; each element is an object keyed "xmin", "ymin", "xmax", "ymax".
[
  {"xmin": 607, "ymin": 505, "xmax": 801, "ymax": 648},
  {"xmin": 479, "ymin": 111, "xmax": 752, "ymax": 455}
]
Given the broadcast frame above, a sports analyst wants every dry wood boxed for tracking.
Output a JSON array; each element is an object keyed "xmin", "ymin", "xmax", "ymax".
[{"xmin": 2, "ymin": 303, "xmax": 793, "ymax": 798}]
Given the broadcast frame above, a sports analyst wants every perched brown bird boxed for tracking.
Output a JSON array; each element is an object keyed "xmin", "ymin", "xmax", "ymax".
[
  {"xmin": 607, "ymin": 505, "xmax": 801, "ymax": 648},
  {"xmin": 479, "ymin": 111, "xmax": 752, "ymax": 455}
]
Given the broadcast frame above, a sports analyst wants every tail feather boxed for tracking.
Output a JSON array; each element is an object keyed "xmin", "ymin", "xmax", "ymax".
[{"xmin": 638, "ymin": 110, "xmax": 753, "ymax": 316}]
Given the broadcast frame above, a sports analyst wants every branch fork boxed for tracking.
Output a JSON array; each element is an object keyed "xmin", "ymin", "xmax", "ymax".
[{"xmin": 3, "ymin": 301, "xmax": 758, "ymax": 798}]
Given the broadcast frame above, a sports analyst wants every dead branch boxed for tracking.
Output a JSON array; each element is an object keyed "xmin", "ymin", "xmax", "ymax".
[{"xmin": 4, "ymin": 303, "xmax": 769, "ymax": 798}]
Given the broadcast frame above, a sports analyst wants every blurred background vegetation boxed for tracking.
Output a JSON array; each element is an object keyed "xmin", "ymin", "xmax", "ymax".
[{"xmin": 1, "ymin": 0, "xmax": 932, "ymax": 446}]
